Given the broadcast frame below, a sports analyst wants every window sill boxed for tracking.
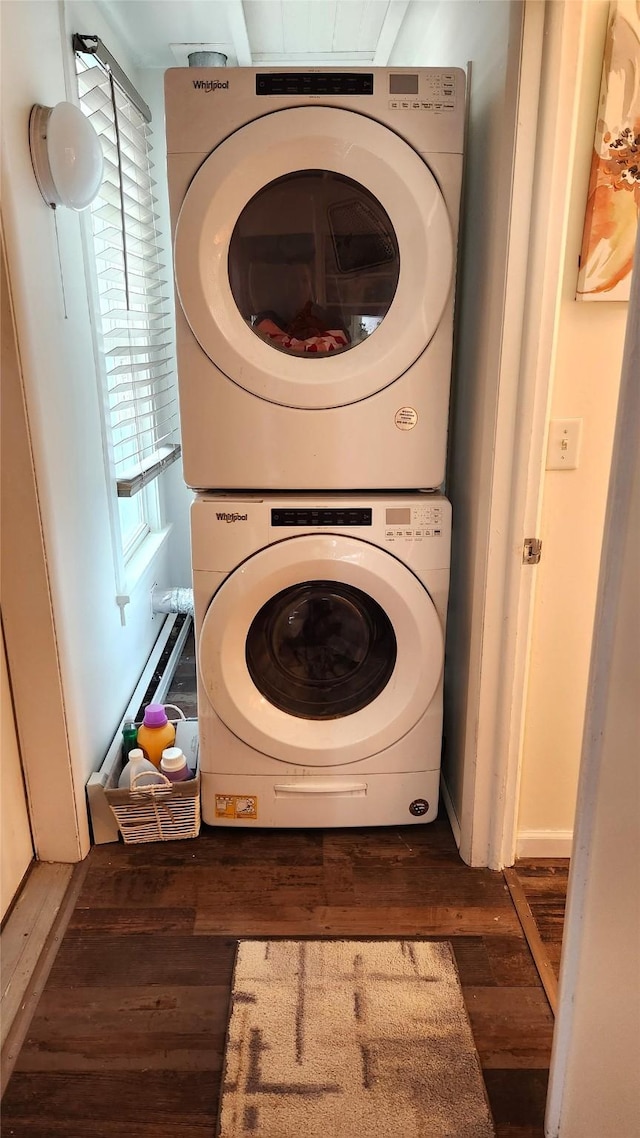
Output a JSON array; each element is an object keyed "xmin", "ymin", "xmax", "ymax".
[
  {"xmin": 117, "ymin": 526, "xmax": 173, "ymax": 609},
  {"xmin": 117, "ymin": 445, "xmax": 181, "ymax": 498}
]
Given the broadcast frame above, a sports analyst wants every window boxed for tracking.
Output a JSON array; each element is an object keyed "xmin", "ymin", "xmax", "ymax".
[
  {"xmin": 74, "ymin": 37, "xmax": 180, "ymax": 564},
  {"xmin": 118, "ymin": 489, "xmax": 156, "ymax": 561}
]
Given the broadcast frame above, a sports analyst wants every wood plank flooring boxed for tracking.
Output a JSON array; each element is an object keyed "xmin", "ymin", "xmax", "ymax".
[
  {"xmin": 1, "ymin": 863, "xmax": 75, "ymax": 1094},
  {"xmin": 2, "ymin": 821, "xmax": 553, "ymax": 1136},
  {"xmin": 514, "ymin": 859, "xmax": 569, "ymax": 981}
]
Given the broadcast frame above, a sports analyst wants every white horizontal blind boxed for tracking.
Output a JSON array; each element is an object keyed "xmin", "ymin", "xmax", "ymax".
[{"xmin": 75, "ymin": 53, "xmax": 180, "ymax": 495}]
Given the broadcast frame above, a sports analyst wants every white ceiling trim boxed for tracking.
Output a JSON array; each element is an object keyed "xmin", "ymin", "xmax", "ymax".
[
  {"xmin": 373, "ymin": 0, "xmax": 410, "ymax": 65},
  {"xmin": 227, "ymin": 0, "xmax": 253, "ymax": 67},
  {"xmin": 252, "ymin": 52, "xmax": 375, "ymax": 65},
  {"xmin": 89, "ymin": 0, "xmax": 421, "ymax": 71}
]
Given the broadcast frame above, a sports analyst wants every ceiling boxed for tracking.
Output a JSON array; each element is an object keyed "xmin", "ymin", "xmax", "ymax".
[{"xmin": 93, "ymin": 0, "xmax": 435, "ymax": 70}]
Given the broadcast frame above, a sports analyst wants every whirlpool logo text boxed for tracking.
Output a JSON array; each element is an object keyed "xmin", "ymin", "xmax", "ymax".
[
  {"xmin": 216, "ymin": 512, "xmax": 248, "ymax": 523},
  {"xmin": 192, "ymin": 80, "xmax": 229, "ymax": 92}
]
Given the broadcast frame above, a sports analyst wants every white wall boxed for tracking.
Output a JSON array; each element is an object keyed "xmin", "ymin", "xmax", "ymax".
[
  {"xmin": 0, "ymin": 0, "xmax": 181, "ymax": 832},
  {"xmin": 517, "ymin": 1, "xmax": 627, "ymax": 849},
  {"xmin": 391, "ymin": 1, "xmax": 523, "ymax": 840}
]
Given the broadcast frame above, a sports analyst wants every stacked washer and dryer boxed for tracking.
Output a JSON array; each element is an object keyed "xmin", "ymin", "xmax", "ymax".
[{"xmin": 165, "ymin": 67, "xmax": 465, "ymax": 827}]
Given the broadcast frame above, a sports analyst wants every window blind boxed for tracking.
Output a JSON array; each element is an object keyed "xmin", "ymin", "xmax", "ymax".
[{"xmin": 75, "ymin": 45, "xmax": 180, "ymax": 497}]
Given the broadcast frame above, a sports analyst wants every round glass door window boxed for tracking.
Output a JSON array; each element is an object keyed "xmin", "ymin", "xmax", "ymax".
[
  {"xmin": 228, "ymin": 170, "xmax": 400, "ymax": 357},
  {"xmin": 245, "ymin": 580, "xmax": 397, "ymax": 719}
]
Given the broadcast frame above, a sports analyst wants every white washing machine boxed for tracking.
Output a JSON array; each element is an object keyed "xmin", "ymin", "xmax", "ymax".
[
  {"xmin": 192, "ymin": 492, "xmax": 451, "ymax": 827},
  {"xmin": 166, "ymin": 68, "xmax": 465, "ymax": 491}
]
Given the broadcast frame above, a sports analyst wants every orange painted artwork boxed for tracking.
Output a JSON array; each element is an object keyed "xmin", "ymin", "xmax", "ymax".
[{"xmin": 577, "ymin": 0, "xmax": 640, "ymax": 301}]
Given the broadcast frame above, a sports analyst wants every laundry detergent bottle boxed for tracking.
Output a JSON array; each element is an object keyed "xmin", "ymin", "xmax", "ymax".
[
  {"xmin": 160, "ymin": 747, "xmax": 192, "ymax": 783},
  {"xmin": 121, "ymin": 719, "xmax": 139, "ymax": 761},
  {"xmin": 136, "ymin": 704, "xmax": 176, "ymax": 768},
  {"xmin": 118, "ymin": 748, "xmax": 166, "ymax": 789}
]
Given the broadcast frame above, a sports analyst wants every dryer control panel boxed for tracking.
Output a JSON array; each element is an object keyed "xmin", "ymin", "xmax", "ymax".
[
  {"xmin": 254, "ymin": 70, "xmax": 459, "ymax": 113},
  {"xmin": 389, "ymin": 70, "xmax": 457, "ymax": 113},
  {"xmin": 257, "ymin": 73, "xmax": 374, "ymax": 96}
]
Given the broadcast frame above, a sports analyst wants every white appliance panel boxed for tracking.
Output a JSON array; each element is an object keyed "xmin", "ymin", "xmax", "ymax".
[
  {"xmin": 166, "ymin": 68, "xmax": 465, "ymax": 490},
  {"xmin": 204, "ymin": 771, "xmax": 440, "ymax": 828},
  {"xmin": 174, "ymin": 106, "xmax": 453, "ymax": 408},
  {"xmin": 192, "ymin": 493, "xmax": 451, "ymax": 827}
]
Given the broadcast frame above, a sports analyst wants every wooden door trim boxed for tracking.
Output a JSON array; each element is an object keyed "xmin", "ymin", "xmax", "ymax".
[{"xmin": 1, "ymin": 223, "xmax": 87, "ymax": 862}]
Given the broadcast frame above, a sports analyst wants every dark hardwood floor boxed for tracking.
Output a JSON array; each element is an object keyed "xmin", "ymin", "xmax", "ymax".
[
  {"xmin": 2, "ymin": 627, "xmax": 565, "ymax": 1134},
  {"xmin": 514, "ymin": 859, "xmax": 569, "ymax": 981},
  {"xmin": 2, "ymin": 820, "xmax": 553, "ymax": 1137}
]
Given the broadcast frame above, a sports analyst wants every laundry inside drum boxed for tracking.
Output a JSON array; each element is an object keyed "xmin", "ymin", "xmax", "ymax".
[
  {"xmin": 228, "ymin": 170, "xmax": 400, "ymax": 356},
  {"xmin": 245, "ymin": 580, "xmax": 397, "ymax": 718}
]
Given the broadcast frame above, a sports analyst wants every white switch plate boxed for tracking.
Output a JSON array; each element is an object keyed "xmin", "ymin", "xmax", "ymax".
[{"xmin": 546, "ymin": 418, "xmax": 583, "ymax": 470}]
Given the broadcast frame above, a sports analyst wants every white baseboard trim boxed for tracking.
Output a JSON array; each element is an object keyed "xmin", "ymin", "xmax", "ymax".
[
  {"xmin": 440, "ymin": 775, "xmax": 462, "ymax": 849},
  {"xmin": 516, "ymin": 830, "xmax": 574, "ymax": 858}
]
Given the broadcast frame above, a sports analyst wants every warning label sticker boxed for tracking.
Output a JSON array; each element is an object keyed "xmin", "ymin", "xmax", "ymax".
[{"xmin": 215, "ymin": 794, "xmax": 258, "ymax": 820}]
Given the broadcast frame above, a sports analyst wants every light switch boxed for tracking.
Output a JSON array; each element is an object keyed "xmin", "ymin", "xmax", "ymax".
[{"xmin": 546, "ymin": 418, "xmax": 583, "ymax": 470}]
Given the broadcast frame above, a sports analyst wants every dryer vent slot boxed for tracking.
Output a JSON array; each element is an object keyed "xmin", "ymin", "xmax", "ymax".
[{"xmin": 328, "ymin": 199, "xmax": 396, "ymax": 274}]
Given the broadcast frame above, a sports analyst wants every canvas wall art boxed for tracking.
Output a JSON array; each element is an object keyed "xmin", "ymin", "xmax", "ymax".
[{"xmin": 577, "ymin": 0, "xmax": 640, "ymax": 301}]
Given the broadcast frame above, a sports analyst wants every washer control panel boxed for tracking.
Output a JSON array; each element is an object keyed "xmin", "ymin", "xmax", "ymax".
[
  {"xmin": 271, "ymin": 508, "xmax": 372, "ymax": 527},
  {"xmin": 384, "ymin": 503, "xmax": 444, "ymax": 542},
  {"xmin": 269, "ymin": 504, "xmax": 445, "ymax": 541}
]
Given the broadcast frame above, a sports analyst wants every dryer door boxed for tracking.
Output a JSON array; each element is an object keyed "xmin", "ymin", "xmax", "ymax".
[
  {"xmin": 175, "ymin": 107, "xmax": 454, "ymax": 409},
  {"xmin": 198, "ymin": 534, "xmax": 443, "ymax": 766}
]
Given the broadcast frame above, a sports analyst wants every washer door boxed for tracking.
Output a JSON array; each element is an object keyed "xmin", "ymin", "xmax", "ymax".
[
  {"xmin": 175, "ymin": 107, "xmax": 453, "ymax": 409},
  {"xmin": 198, "ymin": 534, "xmax": 443, "ymax": 766}
]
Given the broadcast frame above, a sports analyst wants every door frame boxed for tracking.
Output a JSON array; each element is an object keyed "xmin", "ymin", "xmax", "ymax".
[
  {"xmin": 1, "ymin": 225, "xmax": 85, "ymax": 864},
  {"xmin": 456, "ymin": 0, "xmax": 586, "ymax": 868},
  {"xmin": 544, "ymin": 218, "xmax": 640, "ymax": 1138},
  {"xmin": 0, "ymin": 619, "xmax": 34, "ymax": 918}
]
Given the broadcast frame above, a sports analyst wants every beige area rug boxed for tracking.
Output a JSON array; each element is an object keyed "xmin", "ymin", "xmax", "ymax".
[{"xmin": 218, "ymin": 939, "xmax": 495, "ymax": 1137}]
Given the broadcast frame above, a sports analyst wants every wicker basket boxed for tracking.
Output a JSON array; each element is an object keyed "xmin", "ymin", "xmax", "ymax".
[{"xmin": 105, "ymin": 766, "xmax": 201, "ymax": 844}]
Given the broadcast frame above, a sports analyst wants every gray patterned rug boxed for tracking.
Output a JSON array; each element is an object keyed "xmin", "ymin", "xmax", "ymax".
[{"xmin": 217, "ymin": 939, "xmax": 495, "ymax": 1137}]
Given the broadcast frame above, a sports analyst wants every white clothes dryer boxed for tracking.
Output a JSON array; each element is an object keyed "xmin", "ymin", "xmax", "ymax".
[
  {"xmin": 166, "ymin": 68, "xmax": 465, "ymax": 491},
  {"xmin": 192, "ymin": 492, "xmax": 451, "ymax": 827}
]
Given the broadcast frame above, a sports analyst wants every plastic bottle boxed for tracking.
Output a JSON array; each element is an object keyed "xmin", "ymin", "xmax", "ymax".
[
  {"xmin": 160, "ymin": 747, "xmax": 192, "ymax": 783},
  {"xmin": 118, "ymin": 748, "xmax": 167, "ymax": 789},
  {"xmin": 136, "ymin": 704, "xmax": 176, "ymax": 768},
  {"xmin": 121, "ymin": 719, "xmax": 138, "ymax": 761}
]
